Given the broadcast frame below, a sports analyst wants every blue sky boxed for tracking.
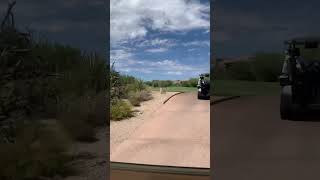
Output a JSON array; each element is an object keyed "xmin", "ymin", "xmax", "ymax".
[
  {"xmin": 0, "ymin": 0, "xmax": 106, "ymax": 56},
  {"xmin": 213, "ymin": 0, "xmax": 320, "ymax": 58},
  {"xmin": 110, "ymin": 0, "xmax": 210, "ymax": 81}
]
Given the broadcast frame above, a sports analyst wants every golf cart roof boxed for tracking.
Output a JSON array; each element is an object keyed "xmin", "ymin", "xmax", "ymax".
[{"xmin": 200, "ymin": 73, "xmax": 209, "ymax": 77}]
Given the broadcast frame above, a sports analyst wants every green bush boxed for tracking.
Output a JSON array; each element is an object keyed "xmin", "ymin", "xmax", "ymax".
[{"xmin": 111, "ymin": 100, "xmax": 133, "ymax": 121}]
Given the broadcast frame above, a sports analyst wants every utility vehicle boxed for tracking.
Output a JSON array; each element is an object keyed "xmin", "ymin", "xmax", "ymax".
[
  {"xmin": 197, "ymin": 73, "xmax": 210, "ymax": 100},
  {"xmin": 280, "ymin": 37, "xmax": 320, "ymax": 120}
]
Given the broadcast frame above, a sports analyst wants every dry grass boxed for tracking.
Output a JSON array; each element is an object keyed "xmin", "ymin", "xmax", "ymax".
[
  {"xmin": 139, "ymin": 90, "xmax": 153, "ymax": 101},
  {"xmin": 128, "ymin": 90, "xmax": 153, "ymax": 107},
  {"xmin": 0, "ymin": 120, "xmax": 76, "ymax": 180},
  {"xmin": 111, "ymin": 100, "xmax": 134, "ymax": 121}
]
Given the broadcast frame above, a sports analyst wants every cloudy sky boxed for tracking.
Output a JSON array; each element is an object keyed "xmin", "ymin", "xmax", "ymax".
[
  {"xmin": 110, "ymin": 0, "xmax": 210, "ymax": 81},
  {"xmin": 0, "ymin": 0, "xmax": 106, "ymax": 56},
  {"xmin": 213, "ymin": 0, "xmax": 320, "ymax": 58}
]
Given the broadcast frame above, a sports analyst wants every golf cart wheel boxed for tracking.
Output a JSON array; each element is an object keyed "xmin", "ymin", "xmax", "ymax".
[
  {"xmin": 197, "ymin": 92, "xmax": 202, "ymax": 99},
  {"xmin": 280, "ymin": 86, "xmax": 295, "ymax": 120}
]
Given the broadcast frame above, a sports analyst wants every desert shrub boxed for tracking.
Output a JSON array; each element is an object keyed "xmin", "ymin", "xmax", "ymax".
[
  {"xmin": 110, "ymin": 64, "xmax": 121, "ymax": 101},
  {"xmin": 162, "ymin": 80, "xmax": 173, "ymax": 87},
  {"xmin": 144, "ymin": 81, "xmax": 153, "ymax": 86},
  {"xmin": 221, "ymin": 53, "xmax": 282, "ymax": 82},
  {"xmin": 300, "ymin": 48, "xmax": 320, "ymax": 60},
  {"xmin": 187, "ymin": 78, "xmax": 198, "ymax": 87},
  {"xmin": 125, "ymin": 80, "xmax": 145, "ymax": 95},
  {"xmin": 119, "ymin": 75, "xmax": 137, "ymax": 85},
  {"xmin": 0, "ymin": 120, "xmax": 74, "ymax": 180},
  {"xmin": 214, "ymin": 69, "xmax": 229, "ymax": 80},
  {"xmin": 110, "ymin": 66, "xmax": 147, "ymax": 100},
  {"xmin": 225, "ymin": 61, "xmax": 256, "ymax": 81},
  {"xmin": 212, "ymin": 63, "xmax": 228, "ymax": 80},
  {"xmin": 111, "ymin": 100, "xmax": 133, "ymax": 121},
  {"xmin": 0, "ymin": 2, "xmax": 107, "ymax": 179},
  {"xmin": 151, "ymin": 80, "xmax": 159, "ymax": 87},
  {"xmin": 128, "ymin": 91, "xmax": 141, "ymax": 106},
  {"xmin": 56, "ymin": 95, "xmax": 97, "ymax": 142},
  {"xmin": 160, "ymin": 87, "xmax": 167, "ymax": 94},
  {"xmin": 180, "ymin": 80, "xmax": 189, "ymax": 87},
  {"xmin": 178, "ymin": 78, "xmax": 198, "ymax": 87},
  {"xmin": 252, "ymin": 53, "xmax": 283, "ymax": 82},
  {"xmin": 128, "ymin": 90, "xmax": 153, "ymax": 107},
  {"xmin": 139, "ymin": 90, "xmax": 153, "ymax": 101},
  {"xmin": 87, "ymin": 91, "xmax": 107, "ymax": 127},
  {"xmin": 149, "ymin": 80, "xmax": 173, "ymax": 87}
]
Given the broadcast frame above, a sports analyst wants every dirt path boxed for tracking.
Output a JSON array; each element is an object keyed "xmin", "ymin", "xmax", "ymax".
[
  {"xmin": 110, "ymin": 91, "xmax": 178, "ymax": 157},
  {"xmin": 212, "ymin": 95, "xmax": 320, "ymax": 180},
  {"xmin": 111, "ymin": 92, "xmax": 210, "ymax": 168}
]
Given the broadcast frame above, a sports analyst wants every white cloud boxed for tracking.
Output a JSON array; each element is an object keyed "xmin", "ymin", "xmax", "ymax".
[
  {"xmin": 167, "ymin": 71, "xmax": 183, "ymax": 75},
  {"xmin": 111, "ymin": 53, "xmax": 208, "ymax": 76},
  {"xmin": 110, "ymin": 0, "xmax": 210, "ymax": 78},
  {"xmin": 110, "ymin": 0, "xmax": 209, "ymax": 44},
  {"xmin": 137, "ymin": 38, "xmax": 176, "ymax": 47},
  {"xmin": 110, "ymin": 49, "xmax": 133, "ymax": 62},
  {"xmin": 145, "ymin": 47, "xmax": 168, "ymax": 53},
  {"xmin": 183, "ymin": 40, "xmax": 210, "ymax": 47}
]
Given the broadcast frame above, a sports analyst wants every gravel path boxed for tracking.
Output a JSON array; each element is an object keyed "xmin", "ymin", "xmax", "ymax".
[{"xmin": 110, "ymin": 91, "xmax": 178, "ymax": 156}]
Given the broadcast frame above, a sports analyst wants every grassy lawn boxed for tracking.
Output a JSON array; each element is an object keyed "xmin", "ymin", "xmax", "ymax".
[
  {"xmin": 151, "ymin": 86, "xmax": 197, "ymax": 92},
  {"xmin": 212, "ymin": 80, "xmax": 280, "ymax": 96},
  {"xmin": 149, "ymin": 80, "xmax": 280, "ymax": 96}
]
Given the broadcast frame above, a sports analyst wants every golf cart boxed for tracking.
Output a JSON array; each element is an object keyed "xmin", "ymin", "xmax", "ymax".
[
  {"xmin": 280, "ymin": 37, "xmax": 320, "ymax": 120},
  {"xmin": 197, "ymin": 73, "xmax": 210, "ymax": 100}
]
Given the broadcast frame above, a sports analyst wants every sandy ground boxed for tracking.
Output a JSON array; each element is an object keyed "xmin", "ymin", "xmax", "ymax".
[
  {"xmin": 110, "ymin": 91, "xmax": 178, "ymax": 157},
  {"xmin": 111, "ymin": 92, "xmax": 210, "ymax": 168},
  {"xmin": 212, "ymin": 95, "xmax": 320, "ymax": 180},
  {"xmin": 62, "ymin": 91, "xmax": 176, "ymax": 180},
  {"xmin": 64, "ymin": 127, "xmax": 108, "ymax": 180},
  {"xmin": 62, "ymin": 91, "xmax": 209, "ymax": 179}
]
